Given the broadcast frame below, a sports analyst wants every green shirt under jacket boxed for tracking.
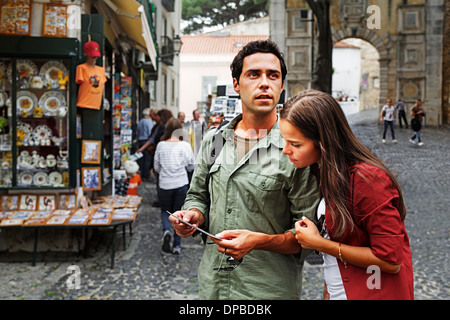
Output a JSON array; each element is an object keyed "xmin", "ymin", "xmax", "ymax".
[{"xmin": 182, "ymin": 114, "xmax": 320, "ymax": 300}]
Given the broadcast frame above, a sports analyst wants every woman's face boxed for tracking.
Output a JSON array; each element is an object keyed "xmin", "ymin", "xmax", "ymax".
[{"xmin": 279, "ymin": 119, "xmax": 321, "ymax": 168}]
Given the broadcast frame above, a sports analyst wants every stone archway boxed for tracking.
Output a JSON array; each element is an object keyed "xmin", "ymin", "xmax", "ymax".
[{"xmin": 331, "ymin": 26, "xmax": 396, "ymax": 110}]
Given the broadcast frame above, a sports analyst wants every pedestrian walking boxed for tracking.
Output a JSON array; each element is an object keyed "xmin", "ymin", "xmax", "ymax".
[
  {"xmin": 154, "ymin": 117, "xmax": 194, "ymax": 254},
  {"xmin": 136, "ymin": 108, "xmax": 154, "ymax": 180},
  {"xmin": 395, "ymin": 99, "xmax": 408, "ymax": 129},
  {"xmin": 409, "ymin": 99, "xmax": 426, "ymax": 146},
  {"xmin": 169, "ymin": 39, "xmax": 320, "ymax": 300},
  {"xmin": 137, "ymin": 109, "xmax": 173, "ymax": 207},
  {"xmin": 381, "ymin": 98, "xmax": 397, "ymax": 143},
  {"xmin": 280, "ymin": 89, "xmax": 414, "ymax": 300},
  {"xmin": 186, "ymin": 109, "xmax": 207, "ymax": 158}
]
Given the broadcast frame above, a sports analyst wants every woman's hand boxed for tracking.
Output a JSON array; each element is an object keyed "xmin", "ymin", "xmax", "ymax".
[
  {"xmin": 296, "ymin": 218, "xmax": 402, "ymax": 274},
  {"xmin": 294, "ymin": 217, "xmax": 323, "ymax": 250}
]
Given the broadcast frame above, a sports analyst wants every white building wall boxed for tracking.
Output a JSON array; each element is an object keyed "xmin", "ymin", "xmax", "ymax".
[
  {"xmin": 152, "ymin": 0, "xmax": 182, "ymax": 116},
  {"xmin": 332, "ymin": 47, "xmax": 361, "ymax": 99},
  {"xmin": 180, "ymin": 54, "xmax": 235, "ymax": 121}
]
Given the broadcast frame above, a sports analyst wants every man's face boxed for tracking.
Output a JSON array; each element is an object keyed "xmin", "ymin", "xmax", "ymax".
[
  {"xmin": 233, "ymin": 53, "xmax": 284, "ymax": 117},
  {"xmin": 193, "ymin": 110, "xmax": 200, "ymax": 121}
]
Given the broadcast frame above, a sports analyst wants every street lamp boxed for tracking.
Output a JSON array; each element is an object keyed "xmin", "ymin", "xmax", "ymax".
[
  {"xmin": 172, "ymin": 35, "xmax": 183, "ymax": 56},
  {"xmin": 300, "ymin": 9, "xmax": 315, "ymax": 77},
  {"xmin": 159, "ymin": 34, "xmax": 183, "ymax": 65}
]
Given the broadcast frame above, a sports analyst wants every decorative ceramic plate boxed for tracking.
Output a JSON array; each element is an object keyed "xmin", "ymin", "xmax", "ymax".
[
  {"xmin": 17, "ymin": 121, "xmax": 32, "ymax": 141},
  {"xmin": 33, "ymin": 124, "xmax": 52, "ymax": 141},
  {"xmin": 33, "ymin": 172, "xmax": 48, "ymax": 185},
  {"xmin": 39, "ymin": 60, "xmax": 68, "ymax": 89},
  {"xmin": 17, "ymin": 121, "xmax": 32, "ymax": 134},
  {"xmin": 18, "ymin": 171, "xmax": 33, "ymax": 185},
  {"xmin": 48, "ymin": 171, "xmax": 63, "ymax": 185},
  {"xmin": 39, "ymin": 91, "xmax": 66, "ymax": 114},
  {"xmin": 17, "ymin": 90, "xmax": 38, "ymax": 116},
  {"xmin": 7, "ymin": 59, "xmax": 38, "ymax": 82}
]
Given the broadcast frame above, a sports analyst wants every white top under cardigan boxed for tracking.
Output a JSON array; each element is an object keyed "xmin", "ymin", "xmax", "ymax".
[{"xmin": 317, "ymin": 198, "xmax": 348, "ymax": 300}]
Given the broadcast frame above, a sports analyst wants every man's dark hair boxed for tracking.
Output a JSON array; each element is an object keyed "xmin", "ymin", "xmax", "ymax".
[
  {"xmin": 230, "ymin": 39, "xmax": 287, "ymax": 84},
  {"xmin": 157, "ymin": 108, "xmax": 173, "ymax": 124}
]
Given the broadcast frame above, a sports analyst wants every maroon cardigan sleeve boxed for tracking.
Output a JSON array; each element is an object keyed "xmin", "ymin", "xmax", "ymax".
[{"xmin": 348, "ymin": 164, "xmax": 405, "ymax": 265}]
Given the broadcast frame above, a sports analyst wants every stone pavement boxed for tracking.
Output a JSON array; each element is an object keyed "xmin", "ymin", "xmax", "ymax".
[{"xmin": 0, "ymin": 108, "xmax": 449, "ymax": 300}]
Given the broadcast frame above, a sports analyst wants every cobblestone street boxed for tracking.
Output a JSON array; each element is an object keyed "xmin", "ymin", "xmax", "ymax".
[{"xmin": 0, "ymin": 108, "xmax": 449, "ymax": 300}]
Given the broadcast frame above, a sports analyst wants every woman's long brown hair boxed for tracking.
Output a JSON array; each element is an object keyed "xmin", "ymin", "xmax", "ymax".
[{"xmin": 280, "ymin": 89, "xmax": 406, "ymax": 239}]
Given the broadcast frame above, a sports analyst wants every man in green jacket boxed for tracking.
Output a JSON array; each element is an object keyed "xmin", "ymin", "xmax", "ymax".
[{"xmin": 169, "ymin": 40, "xmax": 320, "ymax": 299}]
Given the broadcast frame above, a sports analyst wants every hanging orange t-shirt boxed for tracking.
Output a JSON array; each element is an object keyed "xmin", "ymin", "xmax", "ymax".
[
  {"xmin": 126, "ymin": 174, "xmax": 142, "ymax": 196},
  {"xmin": 76, "ymin": 63, "xmax": 107, "ymax": 110}
]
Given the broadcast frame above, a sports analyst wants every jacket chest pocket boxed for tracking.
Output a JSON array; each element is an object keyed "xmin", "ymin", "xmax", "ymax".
[
  {"xmin": 246, "ymin": 172, "xmax": 283, "ymax": 213},
  {"xmin": 208, "ymin": 163, "xmax": 222, "ymax": 205}
]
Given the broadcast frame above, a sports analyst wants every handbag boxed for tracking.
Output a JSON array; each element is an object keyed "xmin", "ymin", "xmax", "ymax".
[
  {"xmin": 411, "ymin": 118, "xmax": 421, "ymax": 131},
  {"xmin": 146, "ymin": 143, "xmax": 156, "ymax": 156}
]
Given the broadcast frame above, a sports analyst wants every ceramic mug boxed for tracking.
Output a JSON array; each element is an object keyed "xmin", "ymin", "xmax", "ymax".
[
  {"xmin": 46, "ymin": 154, "xmax": 56, "ymax": 167},
  {"xmin": 30, "ymin": 76, "xmax": 44, "ymax": 89},
  {"xmin": 58, "ymin": 106, "xmax": 68, "ymax": 117}
]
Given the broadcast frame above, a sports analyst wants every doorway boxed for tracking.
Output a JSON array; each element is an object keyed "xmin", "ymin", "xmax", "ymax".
[{"xmin": 332, "ymin": 38, "xmax": 380, "ymax": 116}]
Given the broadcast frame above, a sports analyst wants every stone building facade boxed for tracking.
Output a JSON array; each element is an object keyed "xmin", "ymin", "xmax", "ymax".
[
  {"xmin": 270, "ymin": 0, "xmax": 448, "ymax": 125},
  {"xmin": 443, "ymin": 0, "xmax": 450, "ymax": 124}
]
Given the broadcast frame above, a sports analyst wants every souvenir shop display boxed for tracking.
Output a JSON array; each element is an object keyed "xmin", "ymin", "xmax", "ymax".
[
  {"xmin": 207, "ymin": 97, "xmax": 242, "ymax": 127},
  {"xmin": 42, "ymin": 3, "xmax": 69, "ymax": 38},
  {"xmin": 76, "ymin": 41, "xmax": 106, "ymax": 110},
  {"xmin": 0, "ymin": 193, "xmax": 142, "ymax": 227},
  {"xmin": 0, "ymin": 56, "xmax": 71, "ymax": 189},
  {"xmin": 0, "ymin": 0, "xmax": 32, "ymax": 36},
  {"xmin": 112, "ymin": 74, "xmax": 133, "ymax": 169}
]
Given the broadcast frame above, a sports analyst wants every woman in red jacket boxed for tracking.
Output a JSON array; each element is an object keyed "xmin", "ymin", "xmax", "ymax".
[{"xmin": 279, "ymin": 90, "xmax": 414, "ymax": 300}]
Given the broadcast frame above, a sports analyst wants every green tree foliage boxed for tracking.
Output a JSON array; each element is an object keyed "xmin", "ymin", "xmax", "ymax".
[{"xmin": 182, "ymin": 0, "xmax": 268, "ymax": 34}]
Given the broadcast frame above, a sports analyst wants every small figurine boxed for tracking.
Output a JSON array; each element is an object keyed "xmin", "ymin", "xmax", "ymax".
[
  {"xmin": 123, "ymin": 160, "xmax": 141, "ymax": 196},
  {"xmin": 33, "ymin": 106, "xmax": 44, "ymax": 118},
  {"xmin": 58, "ymin": 70, "xmax": 69, "ymax": 90}
]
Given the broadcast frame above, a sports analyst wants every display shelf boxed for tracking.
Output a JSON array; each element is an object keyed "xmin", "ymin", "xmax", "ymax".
[{"xmin": 0, "ymin": 37, "xmax": 79, "ymax": 190}]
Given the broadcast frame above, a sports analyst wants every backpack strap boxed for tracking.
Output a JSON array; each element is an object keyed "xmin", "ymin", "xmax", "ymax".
[{"xmin": 200, "ymin": 120, "xmax": 228, "ymax": 243}]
